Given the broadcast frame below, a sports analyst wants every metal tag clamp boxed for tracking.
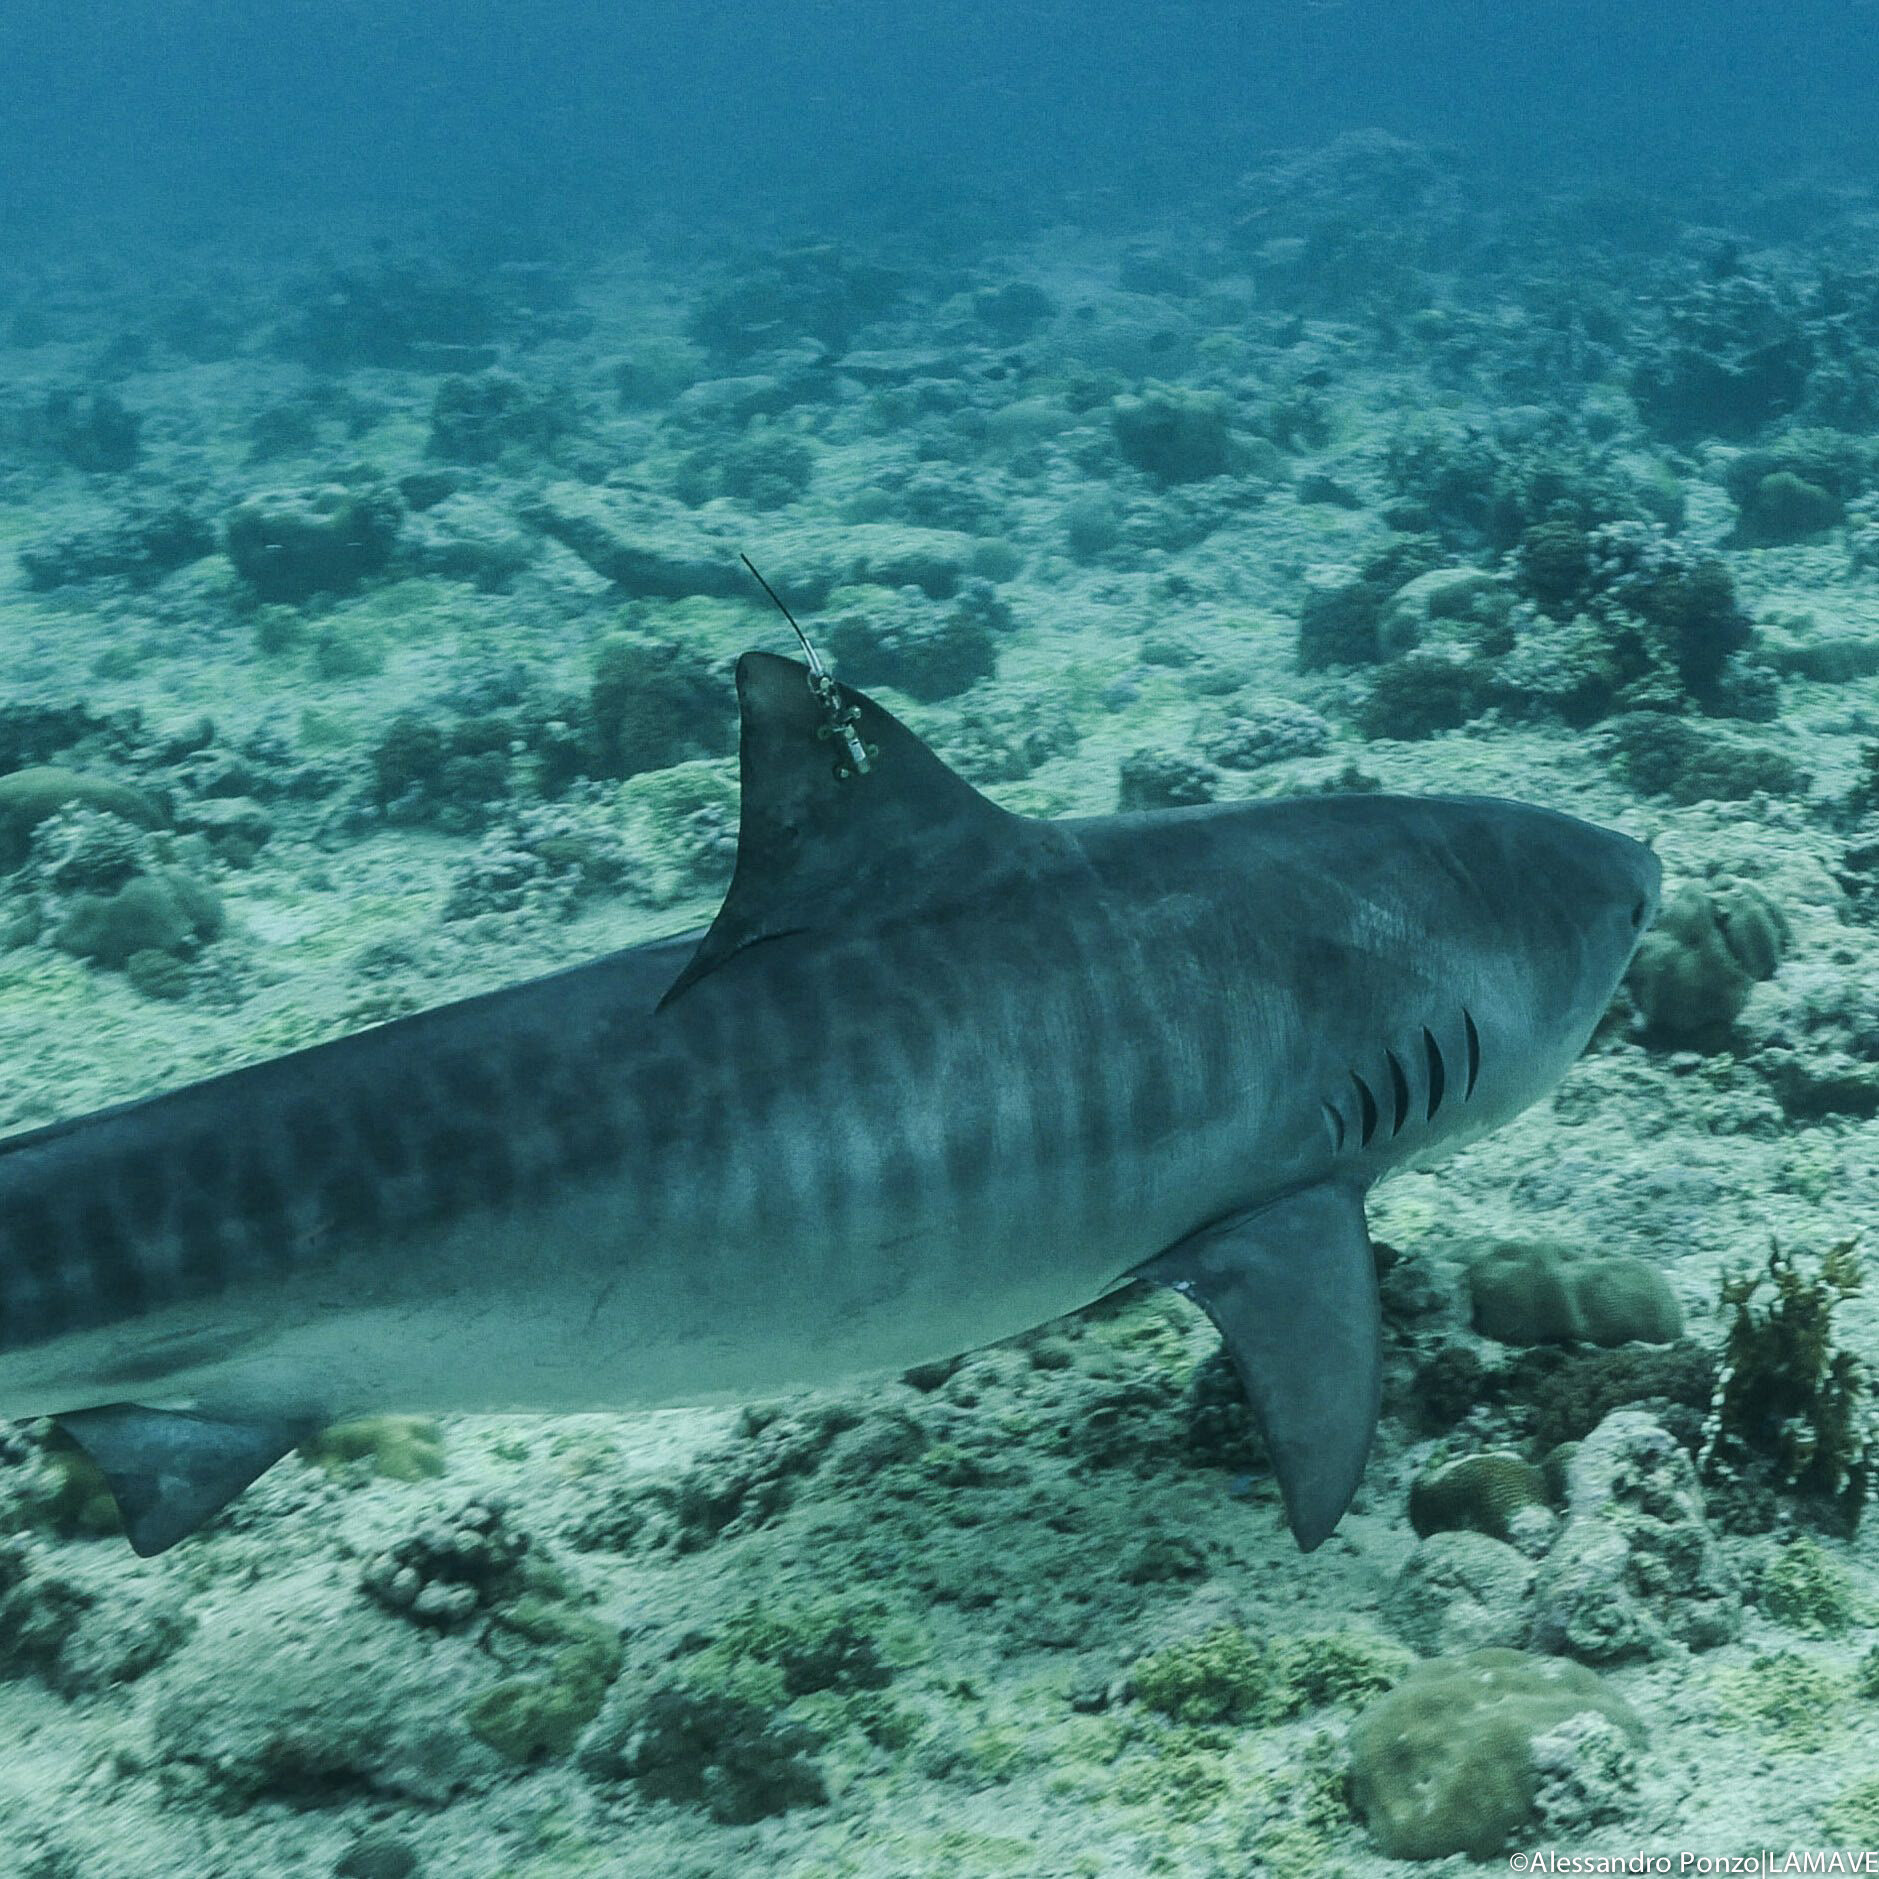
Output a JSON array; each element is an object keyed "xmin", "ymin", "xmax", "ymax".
[{"xmin": 740, "ymin": 554, "xmax": 877, "ymax": 780}]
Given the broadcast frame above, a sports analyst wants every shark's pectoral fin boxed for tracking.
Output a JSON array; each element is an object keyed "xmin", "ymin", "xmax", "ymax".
[
  {"xmin": 1135, "ymin": 1180, "xmax": 1381, "ymax": 1553},
  {"xmin": 55, "ymin": 1404, "xmax": 316, "ymax": 1557}
]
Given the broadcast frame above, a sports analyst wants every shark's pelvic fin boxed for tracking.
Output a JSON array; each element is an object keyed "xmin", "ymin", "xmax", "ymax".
[
  {"xmin": 661, "ymin": 651, "xmax": 1065, "ymax": 1006},
  {"xmin": 56, "ymin": 1404, "xmax": 315, "ymax": 1557},
  {"xmin": 1136, "ymin": 1180, "xmax": 1382, "ymax": 1552}
]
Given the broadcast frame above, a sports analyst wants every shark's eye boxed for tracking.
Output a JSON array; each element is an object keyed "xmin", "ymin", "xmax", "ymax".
[{"xmin": 1630, "ymin": 897, "xmax": 1648, "ymax": 930}]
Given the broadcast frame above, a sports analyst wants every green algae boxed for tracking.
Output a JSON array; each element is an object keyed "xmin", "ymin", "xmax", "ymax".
[
  {"xmin": 302, "ymin": 1416, "xmax": 447, "ymax": 1483},
  {"xmin": 1111, "ymin": 1725, "xmax": 1232, "ymax": 1821},
  {"xmin": 1131, "ymin": 1624, "xmax": 1406, "ymax": 1728},
  {"xmin": 1713, "ymin": 1650, "xmax": 1851, "ymax": 1751},
  {"xmin": 1759, "ymin": 1537, "xmax": 1860, "ymax": 1635},
  {"xmin": 464, "ymin": 1664, "xmax": 608, "ymax": 1763},
  {"xmin": 464, "ymin": 1599, "xmax": 623, "ymax": 1765},
  {"xmin": 679, "ymin": 1595, "xmax": 904, "ymax": 1711},
  {"xmin": 1827, "ymin": 1776, "xmax": 1879, "ymax": 1842},
  {"xmin": 20, "ymin": 1431, "xmax": 122, "ymax": 1540}
]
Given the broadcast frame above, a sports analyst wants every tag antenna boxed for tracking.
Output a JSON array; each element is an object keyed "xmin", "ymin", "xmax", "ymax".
[{"xmin": 739, "ymin": 554, "xmax": 875, "ymax": 779}]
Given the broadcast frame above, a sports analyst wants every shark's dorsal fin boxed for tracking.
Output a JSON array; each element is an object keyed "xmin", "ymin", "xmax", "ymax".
[{"xmin": 661, "ymin": 651, "xmax": 1055, "ymax": 1005}]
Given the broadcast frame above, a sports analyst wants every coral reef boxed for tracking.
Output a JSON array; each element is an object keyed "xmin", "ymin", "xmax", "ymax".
[
  {"xmin": 154, "ymin": 1580, "xmax": 505, "ymax": 1803},
  {"xmin": 1601, "ymin": 714, "xmax": 1808, "ymax": 804},
  {"xmin": 0, "ymin": 1536, "xmax": 191, "ymax": 1694},
  {"xmin": 687, "ymin": 242, "xmax": 904, "ymax": 360},
  {"xmin": 441, "ymin": 805, "xmax": 633, "ymax": 921},
  {"xmin": 1627, "ymin": 880, "xmax": 1791, "ymax": 1049},
  {"xmin": 1201, "ymin": 701, "xmax": 1332, "ymax": 769},
  {"xmin": 7, "ymin": 805, "xmax": 223, "ymax": 981},
  {"xmin": 1531, "ymin": 1411, "xmax": 1742, "ymax": 1661},
  {"xmin": 1117, "ymin": 748, "xmax": 1219, "ymax": 810},
  {"xmin": 1383, "ymin": 1532, "xmax": 1537, "ymax": 1654},
  {"xmin": 1111, "ymin": 384, "xmax": 1231, "ymax": 483},
  {"xmin": 1528, "ymin": 1710, "xmax": 1644, "ymax": 1838},
  {"xmin": 13, "ymin": 143, "xmax": 1879, "ymax": 1878},
  {"xmin": 943, "ymin": 691, "xmax": 1079, "ymax": 783},
  {"xmin": 1511, "ymin": 1340, "xmax": 1719, "ymax": 1453},
  {"xmin": 1631, "ymin": 274, "xmax": 1812, "ymax": 442},
  {"xmin": 1467, "ymin": 1240, "xmax": 1683, "ymax": 1347},
  {"xmin": 676, "ymin": 426, "xmax": 817, "ymax": 510},
  {"xmin": 0, "ymin": 770, "xmax": 164, "ymax": 871},
  {"xmin": 1358, "ymin": 646, "xmax": 1490, "ymax": 740},
  {"xmin": 366, "ymin": 709, "xmax": 515, "ymax": 829},
  {"xmin": 223, "ymin": 484, "xmax": 403, "ymax": 602},
  {"xmin": 1297, "ymin": 537, "xmax": 1448, "ymax": 670},
  {"xmin": 360, "ymin": 1500, "xmax": 530, "ymax": 1628},
  {"xmin": 425, "ymin": 369, "xmax": 567, "ymax": 464},
  {"xmin": 283, "ymin": 255, "xmax": 509, "ymax": 371},
  {"xmin": 34, "ymin": 388, "xmax": 141, "ymax": 472},
  {"xmin": 51, "ymin": 870, "xmax": 223, "ymax": 971},
  {"xmin": 1348, "ymin": 1649, "xmax": 1643, "ymax": 1860},
  {"xmin": 581, "ymin": 1683, "xmax": 828, "ymax": 1823},
  {"xmin": 18, "ymin": 505, "xmax": 216, "ymax": 589},
  {"xmin": 586, "ymin": 634, "xmax": 734, "ymax": 778},
  {"xmin": 822, "ymin": 585, "xmax": 999, "ymax": 702},
  {"xmin": 1409, "ymin": 1452, "xmax": 1551, "ymax": 1541}
]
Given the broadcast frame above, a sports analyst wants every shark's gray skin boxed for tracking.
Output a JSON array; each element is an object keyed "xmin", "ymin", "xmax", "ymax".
[{"xmin": 0, "ymin": 652, "xmax": 1660, "ymax": 1555}]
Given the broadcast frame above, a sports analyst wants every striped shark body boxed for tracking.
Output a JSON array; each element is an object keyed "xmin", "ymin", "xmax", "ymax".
[{"xmin": 0, "ymin": 651, "xmax": 1660, "ymax": 1554}]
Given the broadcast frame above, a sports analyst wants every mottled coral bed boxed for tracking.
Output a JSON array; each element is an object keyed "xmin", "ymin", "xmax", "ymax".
[{"xmin": 5, "ymin": 132, "xmax": 1879, "ymax": 1875}]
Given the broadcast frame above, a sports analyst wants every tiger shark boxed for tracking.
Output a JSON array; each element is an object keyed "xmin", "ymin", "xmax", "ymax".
[{"xmin": 0, "ymin": 650, "xmax": 1659, "ymax": 1556}]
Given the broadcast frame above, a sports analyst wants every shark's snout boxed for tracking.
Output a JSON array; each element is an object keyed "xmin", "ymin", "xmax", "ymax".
[
  {"xmin": 1522, "ymin": 812, "xmax": 1664, "ymax": 1044},
  {"xmin": 1632, "ymin": 838, "xmax": 1665, "ymax": 936},
  {"xmin": 1597, "ymin": 823, "xmax": 1663, "ymax": 964},
  {"xmin": 1424, "ymin": 800, "xmax": 1667, "ymax": 1115}
]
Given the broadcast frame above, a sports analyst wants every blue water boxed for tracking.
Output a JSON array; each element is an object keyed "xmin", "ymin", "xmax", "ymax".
[{"xmin": 4, "ymin": 0, "xmax": 1877, "ymax": 238}]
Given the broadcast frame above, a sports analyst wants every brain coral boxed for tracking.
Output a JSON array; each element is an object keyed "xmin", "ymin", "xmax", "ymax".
[
  {"xmin": 0, "ymin": 769, "xmax": 163, "ymax": 872},
  {"xmin": 1348, "ymin": 1648, "xmax": 1642, "ymax": 1860},
  {"xmin": 1409, "ymin": 1452, "xmax": 1550, "ymax": 1541},
  {"xmin": 1626, "ymin": 879, "xmax": 1789, "ymax": 1049},
  {"xmin": 1468, "ymin": 1240, "xmax": 1683, "ymax": 1347}
]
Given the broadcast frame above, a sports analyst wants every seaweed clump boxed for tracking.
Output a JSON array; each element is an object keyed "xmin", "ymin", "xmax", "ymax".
[{"xmin": 1702, "ymin": 1239, "xmax": 1873, "ymax": 1531}]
